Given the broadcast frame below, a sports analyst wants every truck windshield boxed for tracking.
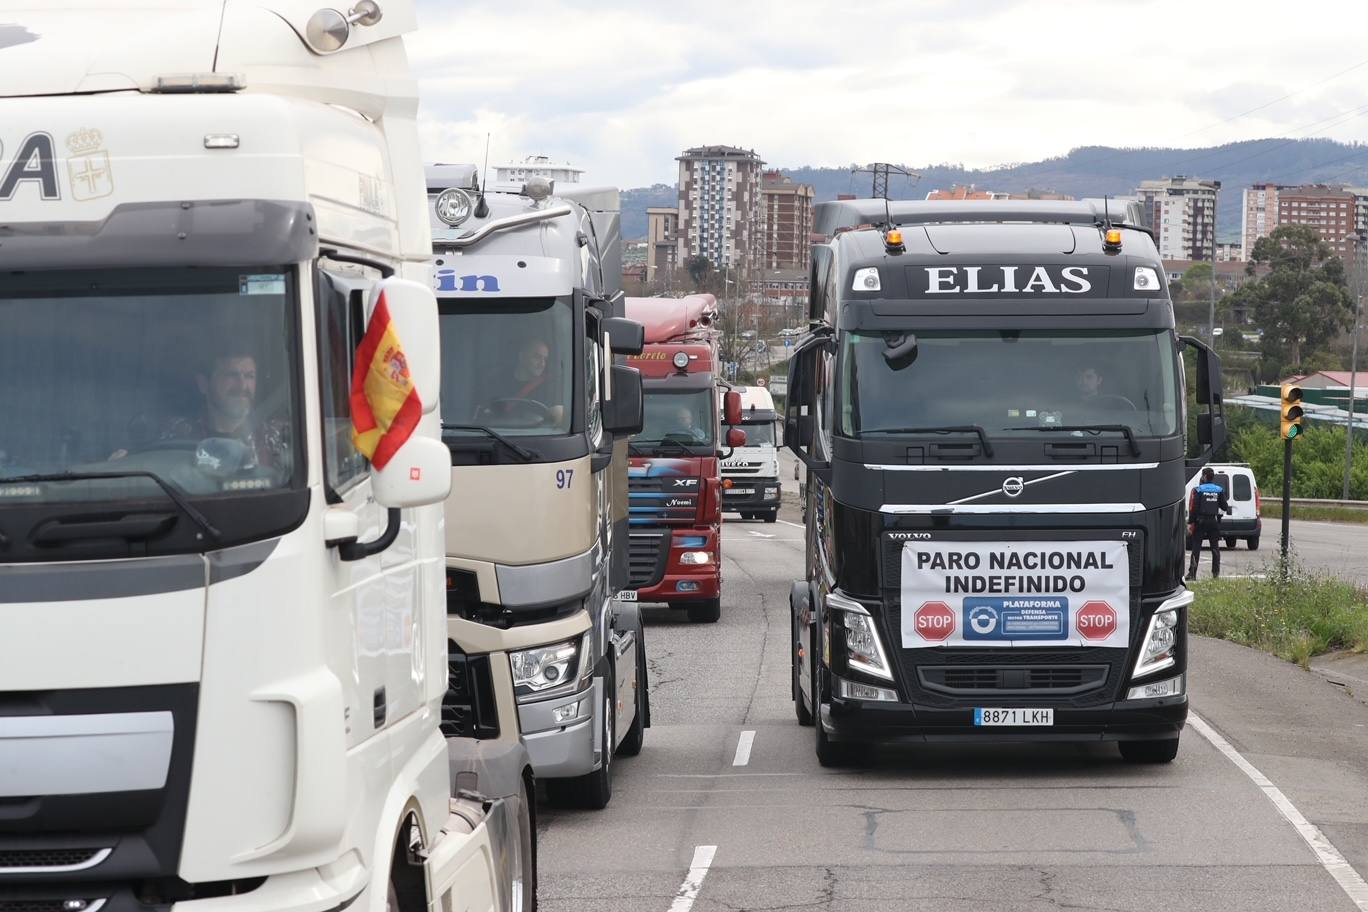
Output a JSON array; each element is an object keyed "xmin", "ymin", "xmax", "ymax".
[
  {"xmin": 637, "ymin": 389, "xmax": 715, "ymax": 448},
  {"xmin": 840, "ymin": 330, "xmax": 1180, "ymax": 439},
  {"xmin": 0, "ymin": 267, "xmax": 300, "ymax": 501},
  {"xmin": 438, "ymin": 298, "xmax": 574, "ymax": 437},
  {"xmin": 739, "ymin": 421, "xmax": 776, "ymax": 446}
]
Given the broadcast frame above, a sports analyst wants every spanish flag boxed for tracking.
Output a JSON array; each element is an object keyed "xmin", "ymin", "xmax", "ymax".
[{"xmin": 350, "ymin": 293, "xmax": 422, "ymax": 470}]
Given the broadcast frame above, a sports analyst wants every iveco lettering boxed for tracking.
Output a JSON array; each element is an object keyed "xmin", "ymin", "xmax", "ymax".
[{"xmin": 785, "ymin": 199, "xmax": 1226, "ymax": 766}]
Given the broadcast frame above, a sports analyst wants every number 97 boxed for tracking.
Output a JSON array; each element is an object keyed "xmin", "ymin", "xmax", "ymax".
[{"xmin": 556, "ymin": 469, "xmax": 574, "ymax": 489}]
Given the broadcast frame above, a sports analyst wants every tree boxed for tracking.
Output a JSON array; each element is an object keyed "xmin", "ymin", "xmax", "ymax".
[
  {"xmin": 1235, "ymin": 225, "xmax": 1355, "ymax": 369},
  {"xmin": 685, "ymin": 254, "xmax": 712, "ymax": 289}
]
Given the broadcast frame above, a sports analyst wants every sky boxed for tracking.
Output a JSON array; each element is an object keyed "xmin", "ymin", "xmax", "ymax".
[{"xmin": 410, "ymin": 0, "xmax": 1368, "ymax": 189}]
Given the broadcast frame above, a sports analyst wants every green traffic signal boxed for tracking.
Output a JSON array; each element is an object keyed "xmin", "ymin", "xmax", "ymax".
[{"xmin": 1280, "ymin": 383, "xmax": 1304, "ymax": 440}]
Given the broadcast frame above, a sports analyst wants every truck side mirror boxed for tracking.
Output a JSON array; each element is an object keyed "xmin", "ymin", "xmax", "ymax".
[
  {"xmin": 603, "ymin": 365, "xmax": 643, "ymax": 435},
  {"xmin": 783, "ymin": 333, "xmax": 832, "ymax": 482},
  {"xmin": 367, "ymin": 278, "xmax": 440, "ymax": 410},
  {"xmin": 1181, "ymin": 335, "xmax": 1228, "ymax": 473},
  {"xmin": 723, "ymin": 390, "xmax": 743, "ymax": 426},
  {"xmin": 604, "ymin": 317, "xmax": 645, "ymax": 356},
  {"xmin": 726, "ymin": 427, "xmax": 747, "ymax": 448}
]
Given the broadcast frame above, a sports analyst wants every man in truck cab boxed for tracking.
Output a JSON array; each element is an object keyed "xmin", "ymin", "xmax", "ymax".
[
  {"xmin": 111, "ymin": 344, "xmax": 289, "ymax": 471},
  {"xmin": 668, "ymin": 404, "xmax": 708, "ymax": 443},
  {"xmin": 1188, "ymin": 466, "xmax": 1233, "ymax": 579},
  {"xmin": 480, "ymin": 335, "xmax": 565, "ymax": 427}
]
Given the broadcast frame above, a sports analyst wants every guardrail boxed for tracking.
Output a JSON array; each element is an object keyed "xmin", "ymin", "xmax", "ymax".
[{"xmin": 1282, "ymin": 497, "xmax": 1368, "ymax": 511}]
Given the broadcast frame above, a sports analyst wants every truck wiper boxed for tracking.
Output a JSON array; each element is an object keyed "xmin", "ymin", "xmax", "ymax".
[
  {"xmin": 861, "ymin": 425, "xmax": 994, "ymax": 457},
  {"xmin": 440, "ymin": 423, "xmax": 537, "ymax": 462},
  {"xmin": 4, "ymin": 471, "xmax": 221, "ymax": 541},
  {"xmin": 1004, "ymin": 424, "xmax": 1140, "ymax": 457}
]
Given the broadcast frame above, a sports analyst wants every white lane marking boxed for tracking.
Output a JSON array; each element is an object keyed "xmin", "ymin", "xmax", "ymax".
[
  {"xmin": 733, "ymin": 730, "xmax": 756, "ymax": 766},
  {"xmin": 1190, "ymin": 712, "xmax": 1368, "ymax": 910},
  {"xmin": 777, "ymin": 519, "xmax": 806, "ymax": 529},
  {"xmin": 746, "ymin": 530, "xmax": 776, "ymax": 539},
  {"xmin": 667, "ymin": 845, "xmax": 717, "ymax": 912}
]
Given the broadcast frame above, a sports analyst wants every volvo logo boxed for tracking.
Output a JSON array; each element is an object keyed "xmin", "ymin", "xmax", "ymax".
[{"xmin": 1002, "ymin": 476, "xmax": 1025, "ymax": 498}]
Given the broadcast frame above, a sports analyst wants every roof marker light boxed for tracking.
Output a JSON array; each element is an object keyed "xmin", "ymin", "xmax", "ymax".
[
  {"xmin": 673, "ymin": 352, "xmax": 690, "ymax": 370},
  {"xmin": 153, "ymin": 74, "xmax": 244, "ymax": 93},
  {"xmin": 203, "ymin": 134, "xmax": 240, "ymax": 150},
  {"xmin": 1104, "ymin": 228, "xmax": 1123, "ymax": 251}
]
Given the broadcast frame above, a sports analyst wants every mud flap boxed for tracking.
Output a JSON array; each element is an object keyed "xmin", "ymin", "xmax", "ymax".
[
  {"xmin": 610, "ymin": 602, "xmax": 643, "ymax": 742},
  {"xmin": 424, "ymin": 796, "xmax": 502, "ymax": 912}
]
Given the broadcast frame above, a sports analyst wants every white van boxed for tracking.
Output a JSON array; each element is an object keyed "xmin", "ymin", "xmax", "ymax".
[{"xmin": 1185, "ymin": 463, "xmax": 1262, "ymax": 550}]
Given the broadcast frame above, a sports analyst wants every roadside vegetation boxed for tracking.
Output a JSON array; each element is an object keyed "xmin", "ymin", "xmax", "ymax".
[
  {"xmin": 1189, "ymin": 559, "xmax": 1368, "ymax": 668},
  {"xmin": 1258, "ymin": 500, "xmax": 1368, "ymax": 524}
]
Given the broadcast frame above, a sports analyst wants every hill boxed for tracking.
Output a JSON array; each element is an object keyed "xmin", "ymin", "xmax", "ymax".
[{"xmin": 621, "ymin": 139, "xmax": 1368, "ymax": 243}]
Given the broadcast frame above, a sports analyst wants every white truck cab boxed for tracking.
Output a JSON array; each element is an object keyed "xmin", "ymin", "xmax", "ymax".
[
  {"xmin": 720, "ymin": 385, "xmax": 782, "ymax": 522},
  {"xmin": 0, "ymin": 4, "xmax": 526, "ymax": 911}
]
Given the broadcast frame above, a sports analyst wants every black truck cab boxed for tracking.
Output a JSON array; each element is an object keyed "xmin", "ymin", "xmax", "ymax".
[{"xmin": 785, "ymin": 199, "xmax": 1226, "ymax": 766}]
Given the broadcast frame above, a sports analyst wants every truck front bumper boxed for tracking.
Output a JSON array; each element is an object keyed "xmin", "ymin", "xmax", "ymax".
[
  {"xmin": 633, "ymin": 528, "xmax": 721, "ymax": 603},
  {"xmin": 821, "ymin": 692, "xmax": 1187, "ymax": 744},
  {"xmin": 518, "ymin": 677, "xmax": 601, "ymax": 779},
  {"xmin": 722, "ymin": 479, "xmax": 781, "ymax": 512}
]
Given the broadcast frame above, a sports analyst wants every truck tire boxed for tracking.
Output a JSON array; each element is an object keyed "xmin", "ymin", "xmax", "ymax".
[
  {"xmin": 546, "ymin": 673, "xmax": 615, "ymax": 810},
  {"xmin": 1248, "ymin": 535, "xmax": 1260, "ymax": 551},
  {"xmin": 1224, "ymin": 536, "xmax": 1236, "ymax": 550},
  {"xmin": 793, "ymin": 613, "xmax": 813, "ymax": 727},
  {"xmin": 764, "ymin": 510, "xmax": 778, "ymax": 524},
  {"xmin": 618, "ymin": 636, "xmax": 647, "ymax": 757},
  {"xmin": 687, "ymin": 598, "xmax": 721, "ymax": 623},
  {"xmin": 1119, "ymin": 737, "xmax": 1180, "ymax": 764}
]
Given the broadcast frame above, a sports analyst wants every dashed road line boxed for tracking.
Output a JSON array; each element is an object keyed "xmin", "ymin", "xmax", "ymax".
[
  {"xmin": 1190, "ymin": 712, "xmax": 1368, "ymax": 910},
  {"xmin": 733, "ymin": 730, "xmax": 756, "ymax": 766},
  {"xmin": 666, "ymin": 845, "xmax": 717, "ymax": 912}
]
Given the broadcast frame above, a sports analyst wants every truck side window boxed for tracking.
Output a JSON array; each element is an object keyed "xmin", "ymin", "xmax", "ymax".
[{"xmin": 316, "ymin": 272, "xmax": 369, "ymax": 496}]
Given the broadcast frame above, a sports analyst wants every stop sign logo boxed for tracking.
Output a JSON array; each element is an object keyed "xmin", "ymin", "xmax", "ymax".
[
  {"xmin": 1077, "ymin": 601, "xmax": 1117, "ymax": 640},
  {"xmin": 914, "ymin": 601, "xmax": 956, "ymax": 642}
]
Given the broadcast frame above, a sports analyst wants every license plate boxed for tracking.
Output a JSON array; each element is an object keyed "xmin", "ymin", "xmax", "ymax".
[
  {"xmin": 974, "ymin": 708, "xmax": 1053, "ymax": 726},
  {"xmin": 727, "ymin": 488, "xmax": 755, "ymax": 495},
  {"xmin": 613, "ymin": 590, "xmax": 638, "ymax": 602}
]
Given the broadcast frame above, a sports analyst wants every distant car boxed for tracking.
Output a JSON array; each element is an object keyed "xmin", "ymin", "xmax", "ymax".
[
  {"xmin": 778, "ymin": 327, "xmax": 803, "ymax": 337},
  {"xmin": 1185, "ymin": 463, "xmax": 1261, "ymax": 550}
]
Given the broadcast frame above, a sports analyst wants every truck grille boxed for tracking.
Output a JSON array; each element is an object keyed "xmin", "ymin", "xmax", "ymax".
[
  {"xmin": 628, "ymin": 475, "xmax": 699, "ymax": 526},
  {"xmin": 919, "ymin": 665, "xmax": 1109, "ymax": 696},
  {"xmin": 0, "ymin": 848, "xmax": 107, "ymax": 871},
  {"xmin": 442, "ymin": 641, "xmax": 499, "ymax": 740},
  {"xmin": 881, "ymin": 529, "xmax": 1145, "ymax": 708},
  {"xmin": 627, "ymin": 531, "xmax": 670, "ymax": 590},
  {"xmin": 722, "ymin": 462, "xmax": 764, "ymax": 476}
]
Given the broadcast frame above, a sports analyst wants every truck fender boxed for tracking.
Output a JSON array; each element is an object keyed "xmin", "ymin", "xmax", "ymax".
[
  {"xmin": 612, "ymin": 600, "xmax": 650, "ymax": 729},
  {"xmin": 607, "ymin": 601, "xmax": 643, "ymax": 737},
  {"xmin": 446, "ymin": 736, "xmax": 533, "ymax": 805}
]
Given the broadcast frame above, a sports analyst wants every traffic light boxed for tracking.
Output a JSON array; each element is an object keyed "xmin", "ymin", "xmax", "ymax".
[{"xmin": 1280, "ymin": 383, "xmax": 1304, "ymax": 439}]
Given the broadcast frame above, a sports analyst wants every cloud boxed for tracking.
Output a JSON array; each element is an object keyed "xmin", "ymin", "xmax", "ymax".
[{"xmin": 410, "ymin": 0, "xmax": 1368, "ymax": 188}]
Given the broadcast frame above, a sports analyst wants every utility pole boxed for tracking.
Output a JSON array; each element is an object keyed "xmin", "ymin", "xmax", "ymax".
[{"xmin": 851, "ymin": 163, "xmax": 920, "ymax": 200}]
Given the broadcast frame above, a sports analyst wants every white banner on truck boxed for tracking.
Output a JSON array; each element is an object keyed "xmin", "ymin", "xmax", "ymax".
[{"xmin": 900, "ymin": 540, "xmax": 1130, "ymax": 648}]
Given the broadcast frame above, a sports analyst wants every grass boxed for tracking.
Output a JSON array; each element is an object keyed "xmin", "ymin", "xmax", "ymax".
[
  {"xmin": 1188, "ymin": 558, "xmax": 1368, "ymax": 668},
  {"xmin": 1258, "ymin": 501, "xmax": 1368, "ymax": 525}
]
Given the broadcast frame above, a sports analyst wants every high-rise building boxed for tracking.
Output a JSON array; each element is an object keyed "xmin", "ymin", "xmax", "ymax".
[
  {"xmin": 759, "ymin": 170, "xmax": 815, "ymax": 272},
  {"xmin": 494, "ymin": 154, "xmax": 584, "ymax": 187},
  {"xmin": 1136, "ymin": 177, "xmax": 1220, "ymax": 261},
  {"xmin": 675, "ymin": 145, "xmax": 764, "ymax": 273},
  {"xmin": 1276, "ymin": 185, "xmax": 1361, "ymax": 264},
  {"xmin": 1241, "ymin": 183, "xmax": 1283, "ymax": 260},
  {"xmin": 646, "ymin": 207, "xmax": 679, "ymax": 286}
]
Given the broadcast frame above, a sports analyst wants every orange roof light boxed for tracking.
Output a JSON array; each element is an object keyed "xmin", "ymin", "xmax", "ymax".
[
  {"xmin": 886, "ymin": 229, "xmax": 903, "ymax": 246},
  {"xmin": 1104, "ymin": 228, "xmax": 1122, "ymax": 248}
]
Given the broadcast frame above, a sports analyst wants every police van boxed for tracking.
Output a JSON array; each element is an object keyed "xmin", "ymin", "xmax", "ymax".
[
  {"xmin": 1185, "ymin": 463, "xmax": 1261, "ymax": 550},
  {"xmin": 785, "ymin": 199, "xmax": 1226, "ymax": 766}
]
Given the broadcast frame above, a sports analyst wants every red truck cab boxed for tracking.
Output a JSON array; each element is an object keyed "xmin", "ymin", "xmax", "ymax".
[{"xmin": 619, "ymin": 295, "xmax": 743, "ymax": 623}]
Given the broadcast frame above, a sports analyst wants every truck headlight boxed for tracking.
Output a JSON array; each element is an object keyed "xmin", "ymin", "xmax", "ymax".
[
  {"xmin": 679, "ymin": 551, "xmax": 713, "ymax": 565},
  {"xmin": 827, "ymin": 590, "xmax": 894, "ymax": 681},
  {"xmin": 511, "ymin": 639, "xmax": 581, "ymax": 695},
  {"xmin": 1132, "ymin": 590, "xmax": 1192, "ymax": 679}
]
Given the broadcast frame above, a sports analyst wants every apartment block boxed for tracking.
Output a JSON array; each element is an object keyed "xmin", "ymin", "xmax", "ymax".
[
  {"xmin": 1277, "ymin": 185, "xmax": 1359, "ymax": 262},
  {"xmin": 1241, "ymin": 183, "xmax": 1283, "ymax": 260},
  {"xmin": 675, "ymin": 145, "xmax": 764, "ymax": 273},
  {"xmin": 759, "ymin": 170, "xmax": 815, "ymax": 272},
  {"xmin": 646, "ymin": 207, "xmax": 679, "ymax": 285},
  {"xmin": 1136, "ymin": 177, "xmax": 1220, "ymax": 261}
]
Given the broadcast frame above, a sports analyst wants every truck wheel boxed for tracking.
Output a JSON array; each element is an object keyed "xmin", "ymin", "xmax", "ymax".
[
  {"xmin": 792, "ymin": 612, "xmax": 813, "ymax": 726},
  {"xmin": 546, "ymin": 674, "xmax": 615, "ymax": 810},
  {"xmin": 687, "ymin": 598, "xmax": 721, "ymax": 623},
  {"xmin": 1248, "ymin": 535, "xmax": 1260, "ymax": 551},
  {"xmin": 1224, "ymin": 536, "xmax": 1236, "ymax": 550},
  {"xmin": 764, "ymin": 511, "xmax": 778, "ymax": 524},
  {"xmin": 1119, "ymin": 738, "xmax": 1180, "ymax": 764},
  {"xmin": 618, "ymin": 637, "xmax": 647, "ymax": 757},
  {"xmin": 510, "ymin": 779, "xmax": 536, "ymax": 912}
]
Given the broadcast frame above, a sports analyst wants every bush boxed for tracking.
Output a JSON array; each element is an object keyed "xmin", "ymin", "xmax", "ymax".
[{"xmin": 1227, "ymin": 410, "xmax": 1368, "ymax": 500}]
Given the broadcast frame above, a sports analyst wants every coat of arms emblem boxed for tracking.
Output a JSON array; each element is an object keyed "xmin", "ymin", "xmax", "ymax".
[{"xmin": 65, "ymin": 127, "xmax": 113, "ymax": 201}]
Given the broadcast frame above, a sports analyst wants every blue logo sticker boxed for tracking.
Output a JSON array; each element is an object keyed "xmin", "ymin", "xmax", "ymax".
[{"xmin": 962, "ymin": 597, "xmax": 1069, "ymax": 640}]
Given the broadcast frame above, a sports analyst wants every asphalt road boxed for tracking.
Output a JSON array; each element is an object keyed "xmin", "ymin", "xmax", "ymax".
[{"xmin": 534, "ymin": 507, "xmax": 1368, "ymax": 911}]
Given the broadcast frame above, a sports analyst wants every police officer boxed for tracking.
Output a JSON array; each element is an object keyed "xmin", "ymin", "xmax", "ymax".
[{"xmin": 1187, "ymin": 467, "xmax": 1232, "ymax": 579}]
